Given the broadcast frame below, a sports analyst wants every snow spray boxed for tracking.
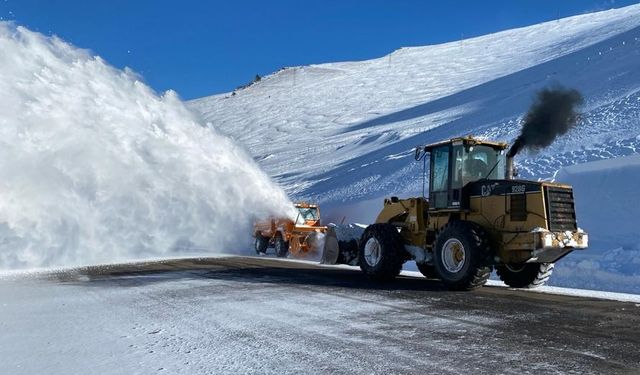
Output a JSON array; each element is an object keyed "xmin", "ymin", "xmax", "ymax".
[{"xmin": 0, "ymin": 23, "xmax": 296, "ymax": 269}]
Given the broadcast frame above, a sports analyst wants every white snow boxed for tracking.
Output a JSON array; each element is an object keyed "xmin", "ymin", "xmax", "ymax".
[
  {"xmin": 548, "ymin": 155, "xmax": 640, "ymax": 293},
  {"xmin": 0, "ymin": 23, "xmax": 295, "ymax": 270},
  {"xmin": 190, "ymin": 4, "xmax": 640, "ymax": 294}
]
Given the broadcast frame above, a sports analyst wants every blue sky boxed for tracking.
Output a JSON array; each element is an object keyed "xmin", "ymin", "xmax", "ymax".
[{"xmin": 1, "ymin": 0, "xmax": 637, "ymax": 100}]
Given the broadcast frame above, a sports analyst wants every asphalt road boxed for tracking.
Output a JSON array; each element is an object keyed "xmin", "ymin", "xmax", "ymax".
[{"xmin": 1, "ymin": 256, "xmax": 639, "ymax": 374}]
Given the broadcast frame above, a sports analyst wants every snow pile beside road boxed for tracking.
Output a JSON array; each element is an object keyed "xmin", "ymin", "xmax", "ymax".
[
  {"xmin": 0, "ymin": 23, "xmax": 295, "ymax": 270},
  {"xmin": 549, "ymin": 155, "xmax": 640, "ymax": 293}
]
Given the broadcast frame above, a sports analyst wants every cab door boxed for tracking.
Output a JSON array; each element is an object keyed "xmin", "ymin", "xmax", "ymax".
[{"xmin": 429, "ymin": 145, "xmax": 451, "ymax": 209}]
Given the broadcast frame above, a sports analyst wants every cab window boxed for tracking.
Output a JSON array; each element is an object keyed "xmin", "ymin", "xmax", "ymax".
[
  {"xmin": 430, "ymin": 146, "xmax": 450, "ymax": 208},
  {"xmin": 296, "ymin": 207, "xmax": 318, "ymax": 224},
  {"xmin": 431, "ymin": 147, "xmax": 449, "ymax": 192}
]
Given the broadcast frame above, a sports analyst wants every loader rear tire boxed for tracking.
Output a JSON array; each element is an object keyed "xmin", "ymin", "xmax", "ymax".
[
  {"xmin": 496, "ymin": 263, "xmax": 554, "ymax": 288},
  {"xmin": 433, "ymin": 221, "xmax": 492, "ymax": 290},
  {"xmin": 274, "ymin": 236, "xmax": 289, "ymax": 258},
  {"xmin": 255, "ymin": 235, "xmax": 268, "ymax": 255},
  {"xmin": 358, "ymin": 223, "xmax": 405, "ymax": 281}
]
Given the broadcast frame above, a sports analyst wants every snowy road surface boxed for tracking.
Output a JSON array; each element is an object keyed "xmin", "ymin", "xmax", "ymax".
[{"xmin": 1, "ymin": 256, "xmax": 639, "ymax": 374}]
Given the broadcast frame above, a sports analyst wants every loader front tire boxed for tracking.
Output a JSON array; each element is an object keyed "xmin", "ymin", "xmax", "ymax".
[
  {"xmin": 255, "ymin": 235, "xmax": 268, "ymax": 255},
  {"xmin": 496, "ymin": 263, "xmax": 554, "ymax": 288},
  {"xmin": 433, "ymin": 221, "xmax": 492, "ymax": 290},
  {"xmin": 358, "ymin": 223, "xmax": 405, "ymax": 281},
  {"xmin": 274, "ymin": 236, "xmax": 289, "ymax": 258}
]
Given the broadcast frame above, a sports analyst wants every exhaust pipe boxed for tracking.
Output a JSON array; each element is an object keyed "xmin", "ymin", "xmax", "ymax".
[{"xmin": 506, "ymin": 155, "xmax": 514, "ymax": 180}]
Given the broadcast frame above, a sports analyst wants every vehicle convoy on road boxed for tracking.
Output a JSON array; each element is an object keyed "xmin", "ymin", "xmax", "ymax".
[
  {"xmin": 254, "ymin": 136, "xmax": 588, "ymax": 291},
  {"xmin": 253, "ymin": 203, "xmax": 339, "ymax": 259},
  {"xmin": 331, "ymin": 136, "xmax": 588, "ymax": 290}
]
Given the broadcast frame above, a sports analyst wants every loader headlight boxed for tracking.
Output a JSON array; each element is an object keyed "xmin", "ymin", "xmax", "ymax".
[{"xmin": 543, "ymin": 233, "xmax": 554, "ymax": 248}]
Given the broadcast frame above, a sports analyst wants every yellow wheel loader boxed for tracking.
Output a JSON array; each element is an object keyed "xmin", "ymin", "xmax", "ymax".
[{"xmin": 346, "ymin": 136, "xmax": 588, "ymax": 290}]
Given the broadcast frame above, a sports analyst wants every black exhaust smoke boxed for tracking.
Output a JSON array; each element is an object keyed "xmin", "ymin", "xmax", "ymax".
[{"xmin": 508, "ymin": 87, "xmax": 584, "ymax": 158}]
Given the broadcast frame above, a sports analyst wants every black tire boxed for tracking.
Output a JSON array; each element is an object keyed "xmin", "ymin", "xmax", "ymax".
[
  {"xmin": 416, "ymin": 263, "xmax": 438, "ymax": 279},
  {"xmin": 274, "ymin": 235, "xmax": 289, "ymax": 258},
  {"xmin": 337, "ymin": 239, "xmax": 359, "ymax": 265},
  {"xmin": 496, "ymin": 263, "xmax": 554, "ymax": 288},
  {"xmin": 255, "ymin": 234, "xmax": 268, "ymax": 254},
  {"xmin": 358, "ymin": 223, "xmax": 405, "ymax": 281},
  {"xmin": 433, "ymin": 221, "xmax": 492, "ymax": 290}
]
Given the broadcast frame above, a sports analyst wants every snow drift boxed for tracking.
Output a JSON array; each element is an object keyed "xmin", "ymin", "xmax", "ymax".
[
  {"xmin": 550, "ymin": 155, "xmax": 640, "ymax": 293},
  {"xmin": 0, "ymin": 23, "xmax": 295, "ymax": 270}
]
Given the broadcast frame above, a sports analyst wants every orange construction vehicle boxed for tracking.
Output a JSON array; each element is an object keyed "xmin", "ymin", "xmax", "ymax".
[{"xmin": 253, "ymin": 203, "xmax": 338, "ymax": 259}]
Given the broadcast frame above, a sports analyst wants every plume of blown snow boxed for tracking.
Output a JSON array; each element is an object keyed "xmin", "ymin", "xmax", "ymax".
[{"xmin": 0, "ymin": 23, "xmax": 296, "ymax": 270}]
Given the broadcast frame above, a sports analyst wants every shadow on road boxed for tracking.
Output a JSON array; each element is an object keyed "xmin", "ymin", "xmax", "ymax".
[
  {"xmin": 44, "ymin": 256, "xmax": 454, "ymax": 293},
  {"xmin": 200, "ymin": 265, "xmax": 451, "ymax": 292}
]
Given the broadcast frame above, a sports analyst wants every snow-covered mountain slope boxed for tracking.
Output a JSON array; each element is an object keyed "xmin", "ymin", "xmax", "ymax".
[
  {"xmin": 190, "ymin": 4, "xmax": 640, "ymax": 293},
  {"xmin": 0, "ymin": 23, "xmax": 294, "ymax": 270},
  {"xmin": 190, "ymin": 4, "xmax": 640, "ymax": 210}
]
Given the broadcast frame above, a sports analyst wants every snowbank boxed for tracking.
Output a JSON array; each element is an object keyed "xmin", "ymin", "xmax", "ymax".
[
  {"xmin": 550, "ymin": 155, "xmax": 640, "ymax": 293},
  {"xmin": 0, "ymin": 23, "xmax": 295, "ymax": 270},
  {"xmin": 554, "ymin": 154, "xmax": 640, "ymax": 244}
]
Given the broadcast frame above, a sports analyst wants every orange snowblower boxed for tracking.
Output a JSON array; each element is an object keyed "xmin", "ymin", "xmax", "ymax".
[{"xmin": 253, "ymin": 203, "xmax": 339, "ymax": 261}]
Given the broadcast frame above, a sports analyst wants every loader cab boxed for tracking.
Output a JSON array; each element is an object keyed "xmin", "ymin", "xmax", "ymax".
[{"xmin": 424, "ymin": 137, "xmax": 507, "ymax": 209}]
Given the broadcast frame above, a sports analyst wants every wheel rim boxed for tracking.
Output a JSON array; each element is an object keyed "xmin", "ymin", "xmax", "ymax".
[
  {"xmin": 364, "ymin": 237, "xmax": 382, "ymax": 267},
  {"xmin": 441, "ymin": 238, "xmax": 466, "ymax": 273},
  {"xmin": 255, "ymin": 238, "xmax": 261, "ymax": 253}
]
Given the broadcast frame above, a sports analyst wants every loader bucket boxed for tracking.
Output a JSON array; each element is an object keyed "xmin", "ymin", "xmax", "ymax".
[{"xmin": 320, "ymin": 226, "xmax": 340, "ymax": 264}]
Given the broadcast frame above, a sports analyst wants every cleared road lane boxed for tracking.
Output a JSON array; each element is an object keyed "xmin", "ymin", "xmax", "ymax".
[{"xmin": 1, "ymin": 256, "xmax": 639, "ymax": 374}]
